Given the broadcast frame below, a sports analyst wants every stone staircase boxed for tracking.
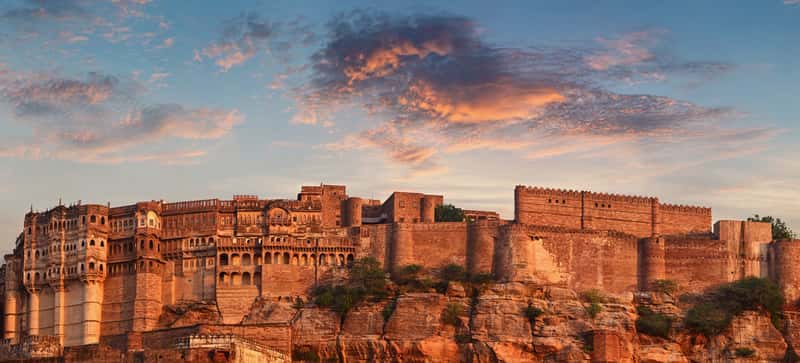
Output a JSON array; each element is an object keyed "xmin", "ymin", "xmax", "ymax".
[{"xmin": 215, "ymin": 286, "xmax": 260, "ymax": 324}]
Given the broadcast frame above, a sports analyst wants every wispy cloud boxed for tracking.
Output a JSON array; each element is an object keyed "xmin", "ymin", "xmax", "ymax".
[
  {"xmin": 198, "ymin": 13, "xmax": 316, "ymax": 71},
  {"xmin": 0, "ymin": 68, "xmax": 242, "ymax": 164}
]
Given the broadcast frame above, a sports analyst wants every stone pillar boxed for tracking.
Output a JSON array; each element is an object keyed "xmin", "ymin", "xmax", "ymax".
[
  {"xmin": 27, "ymin": 289, "xmax": 40, "ymax": 336},
  {"xmin": 391, "ymin": 223, "xmax": 414, "ymax": 273},
  {"xmin": 81, "ymin": 282, "xmax": 103, "ymax": 345},
  {"xmin": 467, "ymin": 221, "xmax": 496, "ymax": 277},
  {"xmin": 639, "ymin": 236, "xmax": 666, "ymax": 291},
  {"xmin": 3, "ymin": 290, "xmax": 20, "ymax": 341},
  {"xmin": 52, "ymin": 286, "xmax": 65, "ymax": 346}
]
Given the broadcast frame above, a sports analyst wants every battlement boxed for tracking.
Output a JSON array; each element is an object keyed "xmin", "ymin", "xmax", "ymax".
[
  {"xmin": 233, "ymin": 194, "xmax": 258, "ymax": 201},
  {"xmin": 661, "ymin": 203, "xmax": 712, "ymax": 215},
  {"xmin": 515, "ymin": 185, "xmax": 583, "ymax": 198}
]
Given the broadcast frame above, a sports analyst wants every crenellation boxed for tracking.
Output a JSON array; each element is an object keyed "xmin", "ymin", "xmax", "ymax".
[{"xmin": 1, "ymin": 182, "xmax": 798, "ymax": 359}]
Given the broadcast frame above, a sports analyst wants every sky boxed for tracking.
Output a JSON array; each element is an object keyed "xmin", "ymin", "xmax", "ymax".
[{"xmin": 0, "ymin": 0, "xmax": 798, "ymax": 253}]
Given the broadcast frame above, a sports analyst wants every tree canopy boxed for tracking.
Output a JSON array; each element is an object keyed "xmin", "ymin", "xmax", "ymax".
[
  {"xmin": 748, "ymin": 215, "xmax": 796, "ymax": 240},
  {"xmin": 435, "ymin": 204, "xmax": 464, "ymax": 222}
]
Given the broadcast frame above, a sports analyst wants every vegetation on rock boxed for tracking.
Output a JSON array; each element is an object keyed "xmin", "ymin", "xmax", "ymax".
[
  {"xmin": 636, "ymin": 306, "xmax": 673, "ymax": 338},
  {"xmin": 650, "ymin": 279, "xmax": 679, "ymax": 295},
  {"xmin": 685, "ymin": 277, "xmax": 783, "ymax": 336}
]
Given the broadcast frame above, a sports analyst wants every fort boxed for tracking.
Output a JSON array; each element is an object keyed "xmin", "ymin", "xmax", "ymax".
[{"xmin": 0, "ymin": 183, "xmax": 798, "ymax": 361}]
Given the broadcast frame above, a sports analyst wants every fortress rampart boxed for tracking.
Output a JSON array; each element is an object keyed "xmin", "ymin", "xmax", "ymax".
[{"xmin": 0, "ymin": 183, "xmax": 798, "ymax": 358}]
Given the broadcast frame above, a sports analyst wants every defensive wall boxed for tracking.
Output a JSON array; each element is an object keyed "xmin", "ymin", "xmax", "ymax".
[
  {"xmin": 514, "ymin": 185, "xmax": 712, "ymax": 238},
  {"xmin": 1, "ymin": 183, "xmax": 800, "ymax": 359}
]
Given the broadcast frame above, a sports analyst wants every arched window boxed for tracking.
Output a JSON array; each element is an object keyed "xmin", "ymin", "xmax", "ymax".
[
  {"xmin": 231, "ymin": 272, "xmax": 241, "ymax": 286},
  {"xmin": 81, "ymin": 264, "xmax": 85, "ymax": 271},
  {"xmin": 140, "ymin": 240, "xmax": 144, "ymax": 249},
  {"xmin": 242, "ymin": 254, "xmax": 251, "ymax": 266},
  {"xmin": 301, "ymin": 254, "xmax": 308, "ymax": 265},
  {"xmin": 100, "ymin": 240, "xmax": 104, "ymax": 247},
  {"xmin": 100, "ymin": 217, "xmax": 105, "ymax": 225},
  {"xmin": 89, "ymin": 262, "xmax": 95, "ymax": 270},
  {"xmin": 219, "ymin": 272, "xmax": 228, "ymax": 284},
  {"xmin": 220, "ymin": 254, "xmax": 228, "ymax": 266},
  {"xmin": 90, "ymin": 240, "xmax": 95, "ymax": 246},
  {"xmin": 347, "ymin": 254, "xmax": 354, "ymax": 265},
  {"xmin": 265, "ymin": 252, "xmax": 271, "ymax": 264},
  {"xmin": 149, "ymin": 240, "xmax": 154, "ymax": 249},
  {"xmin": 99, "ymin": 264, "xmax": 103, "ymax": 271},
  {"xmin": 283, "ymin": 252, "xmax": 290, "ymax": 264},
  {"xmin": 90, "ymin": 215, "xmax": 96, "ymax": 223},
  {"xmin": 242, "ymin": 272, "xmax": 251, "ymax": 285},
  {"xmin": 231, "ymin": 254, "xmax": 241, "ymax": 266}
]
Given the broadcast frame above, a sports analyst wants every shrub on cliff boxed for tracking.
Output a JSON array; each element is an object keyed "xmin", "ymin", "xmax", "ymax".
[
  {"xmin": 435, "ymin": 204, "xmax": 465, "ymax": 222},
  {"xmin": 442, "ymin": 303, "xmax": 464, "ymax": 327},
  {"xmin": 651, "ymin": 279, "xmax": 678, "ymax": 295},
  {"xmin": 440, "ymin": 264, "xmax": 468, "ymax": 282},
  {"xmin": 349, "ymin": 257, "xmax": 387, "ymax": 298},
  {"xmin": 685, "ymin": 277, "xmax": 784, "ymax": 336},
  {"xmin": 524, "ymin": 305, "xmax": 544, "ymax": 325},
  {"xmin": 636, "ymin": 306, "xmax": 673, "ymax": 338},
  {"xmin": 581, "ymin": 289, "xmax": 605, "ymax": 319}
]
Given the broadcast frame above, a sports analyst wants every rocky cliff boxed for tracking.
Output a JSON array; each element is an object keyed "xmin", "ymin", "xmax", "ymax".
[{"xmin": 232, "ymin": 282, "xmax": 798, "ymax": 362}]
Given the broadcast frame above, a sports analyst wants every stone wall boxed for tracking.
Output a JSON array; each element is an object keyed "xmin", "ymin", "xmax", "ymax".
[
  {"xmin": 387, "ymin": 222, "xmax": 468, "ymax": 273},
  {"xmin": 494, "ymin": 224, "xmax": 639, "ymax": 294},
  {"xmin": 514, "ymin": 186, "xmax": 711, "ymax": 238},
  {"xmin": 663, "ymin": 236, "xmax": 734, "ymax": 292}
]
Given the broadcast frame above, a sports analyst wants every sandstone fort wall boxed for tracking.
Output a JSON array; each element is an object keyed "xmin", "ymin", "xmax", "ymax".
[{"xmin": 3, "ymin": 183, "xmax": 800, "ymax": 358}]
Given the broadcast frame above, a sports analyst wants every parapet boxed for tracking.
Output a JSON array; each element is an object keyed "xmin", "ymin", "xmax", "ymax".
[
  {"xmin": 661, "ymin": 203, "xmax": 712, "ymax": 216},
  {"xmin": 515, "ymin": 185, "xmax": 582, "ymax": 198}
]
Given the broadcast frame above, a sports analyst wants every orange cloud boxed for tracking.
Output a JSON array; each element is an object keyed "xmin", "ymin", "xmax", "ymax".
[
  {"xmin": 399, "ymin": 79, "xmax": 564, "ymax": 123},
  {"xmin": 344, "ymin": 39, "xmax": 453, "ymax": 84}
]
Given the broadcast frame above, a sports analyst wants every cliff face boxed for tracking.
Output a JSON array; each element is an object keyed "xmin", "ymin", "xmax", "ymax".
[{"xmin": 262, "ymin": 282, "xmax": 795, "ymax": 363}]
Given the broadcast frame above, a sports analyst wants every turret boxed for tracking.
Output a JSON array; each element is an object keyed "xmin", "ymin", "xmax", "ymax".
[
  {"xmin": 345, "ymin": 197, "xmax": 363, "ymax": 227},
  {"xmin": 390, "ymin": 223, "xmax": 414, "ymax": 274},
  {"xmin": 467, "ymin": 220, "xmax": 497, "ymax": 277},
  {"xmin": 770, "ymin": 240, "xmax": 800, "ymax": 308},
  {"xmin": 639, "ymin": 236, "xmax": 666, "ymax": 291},
  {"xmin": 421, "ymin": 195, "xmax": 440, "ymax": 223}
]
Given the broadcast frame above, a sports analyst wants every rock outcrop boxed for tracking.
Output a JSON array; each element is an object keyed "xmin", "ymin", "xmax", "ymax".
[{"xmin": 273, "ymin": 282, "xmax": 800, "ymax": 362}]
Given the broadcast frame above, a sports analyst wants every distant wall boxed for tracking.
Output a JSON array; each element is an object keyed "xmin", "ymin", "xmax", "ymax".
[{"xmin": 514, "ymin": 186, "xmax": 711, "ymax": 237}]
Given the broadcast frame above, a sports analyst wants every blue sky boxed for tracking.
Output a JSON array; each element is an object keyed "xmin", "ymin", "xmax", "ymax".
[{"xmin": 0, "ymin": 0, "xmax": 798, "ymax": 252}]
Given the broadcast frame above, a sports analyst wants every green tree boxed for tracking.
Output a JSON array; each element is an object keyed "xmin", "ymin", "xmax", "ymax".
[
  {"xmin": 748, "ymin": 215, "xmax": 796, "ymax": 240},
  {"xmin": 349, "ymin": 257, "xmax": 386, "ymax": 296},
  {"xmin": 435, "ymin": 204, "xmax": 465, "ymax": 222}
]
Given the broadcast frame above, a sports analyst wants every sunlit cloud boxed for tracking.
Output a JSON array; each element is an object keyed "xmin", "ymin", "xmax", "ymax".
[{"xmin": 297, "ymin": 11, "xmax": 747, "ymax": 178}]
